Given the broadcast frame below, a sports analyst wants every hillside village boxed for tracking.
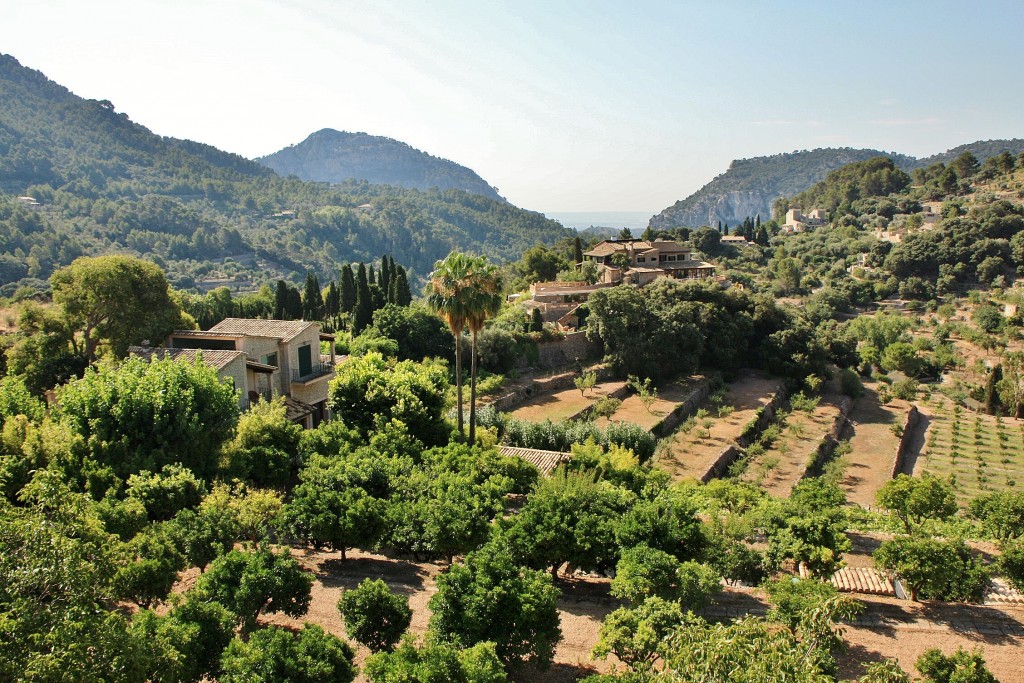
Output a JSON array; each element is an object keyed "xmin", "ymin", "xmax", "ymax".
[{"xmin": 4, "ymin": 51, "xmax": 1024, "ymax": 683}]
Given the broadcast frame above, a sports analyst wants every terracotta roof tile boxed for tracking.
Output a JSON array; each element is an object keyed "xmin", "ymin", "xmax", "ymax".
[
  {"xmin": 128, "ymin": 346, "xmax": 243, "ymax": 371},
  {"xmin": 499, "ymin": 446, "xmax": 571, "ymax": 475},
  {"xmin": 208, "ymin": 318, "xmax": 315, "ymax": 342}
]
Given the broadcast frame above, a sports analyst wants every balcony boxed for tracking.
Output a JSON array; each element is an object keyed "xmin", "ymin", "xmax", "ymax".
[{"xmin": 291, "ymin": 362, "xmax": 334, "ymax": 384}]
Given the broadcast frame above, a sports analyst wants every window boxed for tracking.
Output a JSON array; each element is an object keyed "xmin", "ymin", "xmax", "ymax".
[{"xmin": 263, "ymin": 352, "xmax": 278, "ymax": 367}]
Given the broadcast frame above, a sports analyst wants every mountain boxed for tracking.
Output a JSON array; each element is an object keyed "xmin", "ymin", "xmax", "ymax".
[
  {"xmin": 649, "ymin": 140, "xmax": 1024, "ymax": 230},
  {"xmin": 648, "ymin": 148, "xmax": 917, "ymax": 231},
  {"xmin": 257, "ymin": 129, "xmax": 503, "ymax": 201},
  {"xmin": 0, "ymin": 54, "xmax": 568, "ymax": 294},
  {"xmin": 916, "ymin": 139, "xmax": 1024, "ymax": 168}
]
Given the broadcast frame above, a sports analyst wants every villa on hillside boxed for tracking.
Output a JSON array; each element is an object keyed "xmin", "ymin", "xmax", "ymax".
[
  {"xmin": 131, "ymin": 318, "xmax": 339, "ymax": 428},
  {"xmin": 782, "ymin": 208, "xmax": 827, "ymax": 233},
  {"xmin": 583, "ymin": 238, "xmax": 717, "ymax": 285},
  {"xmin": 523, "ymin": 238, "xmax": 719, "ymax": 329}
]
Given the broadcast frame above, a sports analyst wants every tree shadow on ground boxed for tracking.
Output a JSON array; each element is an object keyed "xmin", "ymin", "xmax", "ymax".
[
  {"xmin": 315, "ymin": 555, "xmax": 429, "ymax": 593},
  {"xmin": 835, "ymin": 643, "xmax": 890, "ymax": 681},
  {"xmin": 509, "ymin": 661, "xmax": 600, "ymax": 683}
]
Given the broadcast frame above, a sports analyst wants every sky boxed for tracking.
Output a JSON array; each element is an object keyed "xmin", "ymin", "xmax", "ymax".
[{"xmin": 2, "ymin": 0, "xmax": 1023, "ymax": 212}]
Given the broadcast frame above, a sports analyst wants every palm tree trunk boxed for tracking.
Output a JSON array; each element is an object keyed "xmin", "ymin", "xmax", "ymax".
[
  {"xmin": 469, "ymin": 329, "xmax": 478, "ymax": 444},
  {"xmin": 455, "ymin": 332, "xmax": 464, "ymax": 438}
]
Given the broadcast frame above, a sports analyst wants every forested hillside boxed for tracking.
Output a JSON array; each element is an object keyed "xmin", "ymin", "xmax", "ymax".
[
  {"xmin": 0, "ymin": 55, "xmax": 568, "ymax": 295},
  {"xmin": 257, "ymin": 129, "xmax": 504, "ymax": 201},
  {"xmin": 648, "ymin": 148, "xmax": 916, "ymax": 231},
  {"xmin": 650, "ymin": 141, "xmax": 1024, "ymax": 231}
]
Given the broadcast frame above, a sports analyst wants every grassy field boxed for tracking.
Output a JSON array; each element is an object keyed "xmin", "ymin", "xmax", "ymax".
[{"xmin": 915, "ymin": 393, "xmax": 1024, "ymax": 503}]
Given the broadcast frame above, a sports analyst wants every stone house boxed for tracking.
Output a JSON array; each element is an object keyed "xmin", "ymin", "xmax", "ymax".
[
  {"xmin": 153, "ymin": 318, "xmax": 338, "ymax": 428},
  {"xmin": 582, "ymin": 238, "xmax": 717, "ymax": 285}
]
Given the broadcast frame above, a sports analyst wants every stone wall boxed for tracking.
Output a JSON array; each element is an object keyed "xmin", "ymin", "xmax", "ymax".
[
  {"xmin": 533, "ymin": 331, "xmax": 599, "ymax": 370},
  {"xmin": 488, "ymin": 365, "xmax": 613, "ymax": 413},
  {"xmin": 890, "ymin": 405, "xmax": 920, "ymax": 478},
  {"xmin": 698, "ymin": 386, "xmax": 789, "ymax": 482},
  {"xmin": 799, "ymin": 395, "xmax": 853, "ymax": 481},
  {"xmin": 652, "ymin": 377, "xmax": 712, "ymax": 438}
]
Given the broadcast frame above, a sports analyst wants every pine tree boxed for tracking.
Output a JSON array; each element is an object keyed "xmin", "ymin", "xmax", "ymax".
[
  {"xmin": 353, "ymin": 263, "xmax": 372, "ymax": 333},
  {"xmin": 340, "ymin": 265, "xmax": 356, "ymax": 314}
]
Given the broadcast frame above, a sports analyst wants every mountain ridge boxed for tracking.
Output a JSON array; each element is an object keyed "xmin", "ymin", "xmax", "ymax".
[
  {"xmin": 649, "ymin": 141, "xmax": 1024, "ymax": 230},
  {"xmin": 257, "ymin": 128, "xmax": 503, "ymax": 202}
]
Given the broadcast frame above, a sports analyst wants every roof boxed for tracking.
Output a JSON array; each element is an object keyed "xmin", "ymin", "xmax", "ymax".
[
  {"xmin": 583, "ymin": 239, "xmax": 689, "ymax": 258},
  {"xmin": 128, "ymin": 346, "xmax": 243, "ymax": 371},
  {"xmin": 282, "ymin": 396, "xmax": 316, "ymax": 422},
  {"xmin": 208, "ymin": 318, "xmax": 316, "ymax": 342},
  {"xmin": 246, "ymin": 359, "xmax": 278, "ymax": 373},
  {"xmin": 499, "ymin": 446, "xmax": 571, "ymax": 475}
]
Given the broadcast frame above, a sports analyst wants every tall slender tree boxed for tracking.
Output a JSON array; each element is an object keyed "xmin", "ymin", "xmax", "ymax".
[
  {"xmin": 392, "ymin": 266, "xmax": 412, "ymax": 307},
  {"xmin": 573, "ymin": 236, "xmax": 583, "ymax": 267},
  {"xmin": 426, "ymin": 252, "xmax": 475, "ymax": 438},
  {"xmin": 340, "ymin": 265, "xmax": 356, "ymax": 315},
  {"xmin": 380, "ymin": 255, "xmax": 391, "ymax": 303},
  {"xmin": 353, "ymin": 263, "xmax": 372, "ymax": 334},
  {"xmin": 465, "ymin": 260, "xmax": 503, "ymax": 444},
  {"xmin": 302, "ymin": 272, "xmax": 323, "ymax": 321},
  {"xmin": 274, "ymin": 280, "xmax": 289, "ymax": 319}
]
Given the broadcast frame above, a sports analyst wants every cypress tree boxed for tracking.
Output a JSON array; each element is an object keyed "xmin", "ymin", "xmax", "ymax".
[
  {"xmin": 301, "ymin": 272, "xmax": 323, "ymax": 320},
  {"xmin": 392, "ymin": 266, "xmax": 412, "ymax": 307},
  {"xmin": 723, "ymin": 223, "xmax": 729, "ymax": 236},
  {"xmin": 756, "ymin": 225, "xmax": 769, "ymax": 246},
  {"xmin": 573, "ymin": 236, "xmax": 583, "ymax": 266},
  {"xmin": 353, "ymin": 263, "xmax": 372, "ymax": 333},
  {"xmin": 368, "ymin": 264, "xmax": 376, "ymax": 286},
  {"xmin": 717, "ymin": 220, "xmax": 722, "ymax": 232},
  {"xmin": 274, "ymin": 280, "xmax": 289, "ymax": 319},
  {"xmin": 530, "ymin": 307, "xmax": 544, "ymax": 332},
  {"xmin": 324, "ymin": 281, "xmax": 340, "ymax": 319},
  {"xmin": 285, "ymin": 285, "xmax": 303, "ymax": 320},
  {"xmin": 340, "ymin": 265, "xmax": 356, "ymax": 314},
  {"xmin": 756, "ymin": 213, "xmax": 762, "ymax": 228},
  {"xmin": 380, "ymin": 255, "xmax": 391, "ymax": 302},
  {"xmin": 986, "ymin": 364, "xmax": 1003, "ymax": 415}
]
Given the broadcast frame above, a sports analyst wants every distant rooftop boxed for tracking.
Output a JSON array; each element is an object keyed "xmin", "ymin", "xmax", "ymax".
[
  {"xmin": 208, "ymin": 318, "xmax": 316, "ymax": 342},
  {"xmin": 499, "ymin": 446, "xmax": 571, "ymax": 475}
]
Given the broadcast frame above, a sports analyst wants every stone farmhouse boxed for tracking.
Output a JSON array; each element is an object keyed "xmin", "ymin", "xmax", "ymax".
[
  {"xmin": 583, "ymin": 238, "xmax": 717, "ymax": 285},
  {"xmin": 782, "ymin": 208, "xmax": 827, "ymax": 233},
  {"xmin": 523, "ymin": 238, "xmax": 718, "ymax": 329},
  {"xmin": 130, "ymin": 318, "xmax": 338, "ymax": 428}
]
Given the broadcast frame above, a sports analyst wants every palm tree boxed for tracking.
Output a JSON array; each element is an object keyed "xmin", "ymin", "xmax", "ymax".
[
  {"xmin": 426, "ymin": 251, "xmax": 475, "ymax": 438},
  {"xmin": 464, "ymin": 260, "xmax": 503, "ymax": 444}
]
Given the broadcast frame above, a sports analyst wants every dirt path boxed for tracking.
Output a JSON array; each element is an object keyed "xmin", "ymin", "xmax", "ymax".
[
  {"xmin": 509, "ymin": 380, "xmax": 626, "ymax": 423},
  {"xmin": 841, "ymin": 384, "xmax": 910, "ymax": 507}
]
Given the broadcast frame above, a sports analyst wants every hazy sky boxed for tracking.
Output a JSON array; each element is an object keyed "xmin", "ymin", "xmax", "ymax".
[{"xmin": 3, "ymin": 0, "xmax": 1022, "ymax": 212}]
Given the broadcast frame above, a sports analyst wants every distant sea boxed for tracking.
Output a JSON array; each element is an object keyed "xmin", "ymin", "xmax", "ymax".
[{"xmin": 543, "ymin": 211, "xmax": 653, "ymax": 233}]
